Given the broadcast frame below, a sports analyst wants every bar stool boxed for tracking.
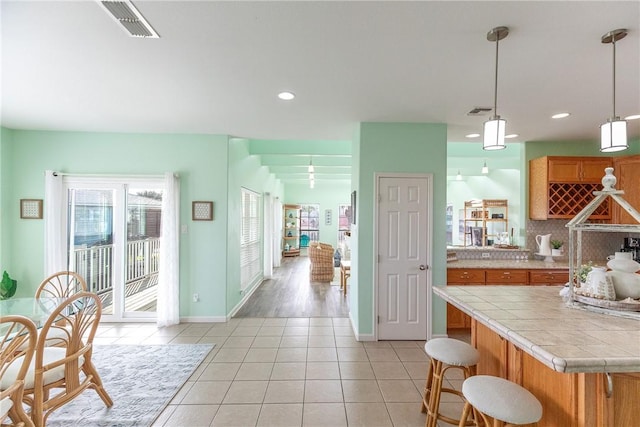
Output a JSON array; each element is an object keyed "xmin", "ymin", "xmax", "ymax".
[
  {"xmin": 459, "ymin": 375, "xmax": 543, "ymax": 427},
  {"xmin": 421, "ymin": 338, "xmax": 480, "ymax": 427}
]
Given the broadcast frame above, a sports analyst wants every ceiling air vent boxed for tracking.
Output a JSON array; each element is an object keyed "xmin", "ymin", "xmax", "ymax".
[
  {"xmin": 99, "ymin": 0, "xmax": 159, "ymax": 38},
  {"xmin": 467, "ymin": 107, "xmax": 493, "ymax": 116}
]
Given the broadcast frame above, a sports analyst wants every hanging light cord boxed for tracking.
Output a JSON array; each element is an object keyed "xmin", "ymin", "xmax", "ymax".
[
  {"xmin": 493, "ymin": 34, "xmax": 500, "ymax": 117},
  {"xmin": 611, "ymin": 37, "xmax": 616, "ymax": 119}
]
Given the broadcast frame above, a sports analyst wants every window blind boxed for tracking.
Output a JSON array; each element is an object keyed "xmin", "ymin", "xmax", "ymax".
[{"xmin": 241, "ymin": 188, "xmax": 262, "ymax": 290}]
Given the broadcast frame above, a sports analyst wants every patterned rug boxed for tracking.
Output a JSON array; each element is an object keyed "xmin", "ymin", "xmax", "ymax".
[{"xmin": 46, "ymin": 343, "xmax": 214, "ymax": 427}]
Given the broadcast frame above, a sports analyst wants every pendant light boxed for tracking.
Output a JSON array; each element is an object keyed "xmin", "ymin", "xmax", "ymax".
[
  {"xmin": 456, "ymin": 170, "xmax": 462, "ymax": 181},
  {"xmin": 308, "ymin": 156, "xmax": 315, "ymax": 173},
  {"xmin": 481, "ymin": 161, "xmax": 489, "ymax": 174},
  {"xmin": 483, "ymin": 26, "xmax": 509, "ymax": 151},
  {"xmin": 600, "ymin": 29, "xmax": 628, "ymax": 152}
]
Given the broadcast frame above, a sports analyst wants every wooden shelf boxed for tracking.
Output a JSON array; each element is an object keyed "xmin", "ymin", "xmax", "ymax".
[
  {"xmin": 282, "ymin": 204, "xmax": 301, "ymax": 257},
  {"xmin": 463, "ymin": 199, "xmax": 508, "ymax": 247}
]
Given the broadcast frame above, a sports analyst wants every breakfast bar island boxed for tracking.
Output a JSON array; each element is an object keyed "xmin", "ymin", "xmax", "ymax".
[{"xmin": 433, "ymin": 285, "xmax": 640, "ymax": 427}]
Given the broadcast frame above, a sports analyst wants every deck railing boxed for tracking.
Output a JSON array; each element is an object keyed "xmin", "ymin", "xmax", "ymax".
[{"xmin": 72, "ymin": 237, "xmax": 160, "ymax": 295}]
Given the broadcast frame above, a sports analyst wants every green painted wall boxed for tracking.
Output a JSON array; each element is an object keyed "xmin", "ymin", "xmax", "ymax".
[
  {"xmin": 0, "ymin": 127, "xmax": 14, "ymax": 271},
  {"xmin": 355, "ymin": 122, "xmax": 448, "ymax": 338},
  {"xmin": 0, "ymin": 129, "xmax": 233, "ymax": 318},
  {"xmin": 283, "ymin": 181, "xmax": 351, "ymax": 250},
  {"xmin": 226, "ymin": 138, "xmax": 284, "ymax": 314}
]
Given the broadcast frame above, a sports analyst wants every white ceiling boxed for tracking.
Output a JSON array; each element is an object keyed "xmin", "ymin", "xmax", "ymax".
[{"xmin": 2, "ymin": 1, "xmax": 639, "ymax": 182}]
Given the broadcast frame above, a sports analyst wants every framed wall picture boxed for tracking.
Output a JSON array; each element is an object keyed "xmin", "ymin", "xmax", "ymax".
[
  {"xmin": 192, "ymin": 201, "xmax": 213, "ymax": 221},
  {"xmin": 20, "ymin": 199, "xmax": 43, "ymax": 219}
]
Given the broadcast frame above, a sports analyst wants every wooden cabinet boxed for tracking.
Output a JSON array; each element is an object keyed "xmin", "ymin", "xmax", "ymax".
[
  {"xmin": 529, "ymin": 269, "xmax": 569, "ymax": 286},
  {"xmin": 485, "ymin": 269, "xmax": 528, "ymax": 285},
  {"xmin": 473, "ymin": 321, "xmax": 621, "ymax": 427},
  {"xmin": 547, "ymin": 157, "xmax": 612, "ymax": 183},
  {"xmin": 612, "ymin": 155, "xmax": 640, "ymax": 224},
  {"xmin": 597, "ymin": 372, "xmax": 640, "ymax": 426},
  {"xmin": 282, "ymin": 204, "xmax": 301, "ymax": 257},
  {"xmin": 446, "ymin": 269, "xmax": 484, "ymax": 330},
  {"xmin": 472, "ymin": 321, "xmax": 507, "ymax": 378},
  {"xmin": 530, "ymin": 156, "xmax": 612, "ymax": 220}
]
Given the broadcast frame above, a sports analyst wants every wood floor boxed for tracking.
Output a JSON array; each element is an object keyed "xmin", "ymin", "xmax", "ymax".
[{"xmin": 234, "ymin": 256, "xmax": 349, "ymax": 318}]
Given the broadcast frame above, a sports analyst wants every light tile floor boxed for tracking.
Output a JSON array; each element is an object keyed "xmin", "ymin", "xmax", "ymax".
[{"xmin": 95, "ymin": 318, "xmax": 468, "ymax": 427}]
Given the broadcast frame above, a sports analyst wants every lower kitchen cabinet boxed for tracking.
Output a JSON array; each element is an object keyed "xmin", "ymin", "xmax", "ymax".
[
  {"xmin": 485, "ymin": 269, "xmax": 528, "ymax": 285},
  {"xmin": 529, "ymin": 269, "xmax": 570, "ymax": 285},
  {"xmin": 446, "ymin": 269, "xmax": 484, "ymax": 330},
  {"xmin": 473, "ymin": 321, "xmax": 640, "ymax": 427}
]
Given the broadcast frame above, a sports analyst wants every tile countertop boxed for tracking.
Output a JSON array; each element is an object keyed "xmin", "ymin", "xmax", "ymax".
[
  {"xmin": 433, "ymin": 285, "xmax": 640, "ymax": 373},
  {"xmin": 447, "ymin": 259, "xmax": 570, "ymax": 269}
]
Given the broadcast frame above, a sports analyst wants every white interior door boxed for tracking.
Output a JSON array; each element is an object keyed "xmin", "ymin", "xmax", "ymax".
[{"xmin": 377, "ymin": 175, "xmax": 431, "ymax": 340}]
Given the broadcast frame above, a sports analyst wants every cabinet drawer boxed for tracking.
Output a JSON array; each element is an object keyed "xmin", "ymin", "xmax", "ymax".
[
  {"xmin": 529, "ymin": 270, "xmax": 569, "ymax": 285},
  {"xmin": 485, "ymin": 270, "xmax": 528, "ymax": 285},
  {"xmin": 447, "ymin": 269, "xmax": 485, "ymax": 284}
]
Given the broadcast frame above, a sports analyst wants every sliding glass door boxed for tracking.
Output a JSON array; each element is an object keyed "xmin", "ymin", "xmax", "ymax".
[{"xmin": 64, "ymin": 179, "xmax": 163, "ymax": 321}]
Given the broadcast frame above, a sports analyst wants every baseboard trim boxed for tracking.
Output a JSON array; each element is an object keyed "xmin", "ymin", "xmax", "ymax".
[
  {"xmin": 430, "ymin": 332, "xmax": 448, "ymax": 339},
  {"xmin": 179, "ymin": 316, "xmax": 227, "ymax": 323},
  {"xmin": 227, "ymin": 278, "xmax": 262, "ymax": 318},
  {"xmin": 348, "ymin": 311, "xmax": 376, "ymax": 341}
]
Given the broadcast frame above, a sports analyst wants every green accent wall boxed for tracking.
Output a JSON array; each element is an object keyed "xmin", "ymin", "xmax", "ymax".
[
  {"xmin": 355, "ymin": 122, "xmax": 448, "ymax": 337},
  {"xmin": 226, "ymin": 138, "xmax": 284, "ymax": 314},
  {"xmin": 0, "ymin": 128, "xmax": 279, "ymax": 319}
]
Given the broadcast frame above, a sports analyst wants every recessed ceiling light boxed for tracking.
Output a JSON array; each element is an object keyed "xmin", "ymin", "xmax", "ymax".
[
  {"xmin": 552, "ymin": 112, "xmax": 571, "ymax": 119},
  {"xmin": 465, "ymin": 133, "xmax": 480, "ymax": 138},
  {"xmin": 625, "ymin": 114, "xmax": 640, "ymax": 120},
  {"xmin": 505, "ymin": 134, "xmax": 519, "ymax": 139},
  {"xmin": 277, "ymin": 91, "xmax": 295, "ymax": 101}
]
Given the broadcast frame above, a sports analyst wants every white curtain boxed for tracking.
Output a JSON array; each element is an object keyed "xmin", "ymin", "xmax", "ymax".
[
  {"xmin": 44, "ymin": 170, "xmax": 65, "ymax": 276},
  {"xmin": 157, "ymin": 172, "xmax": 180, "ymax": 327}
]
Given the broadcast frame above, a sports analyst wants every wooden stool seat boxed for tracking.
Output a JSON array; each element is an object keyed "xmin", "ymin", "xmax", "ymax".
[
  {"xmin": 459, "ymin": 375, "xmax": 543, "ymax": 426},
  {"xmin": 421, "ymin": 338, "xmax": 480, "ymax": 427}
]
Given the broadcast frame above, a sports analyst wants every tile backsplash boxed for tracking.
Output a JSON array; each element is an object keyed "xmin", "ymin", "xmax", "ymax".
[{"xmin": 526, "ymin": 219, "xmax": 638, "ymax": 263}]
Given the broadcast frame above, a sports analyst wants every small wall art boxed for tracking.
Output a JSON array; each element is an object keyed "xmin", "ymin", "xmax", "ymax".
[
  {"xmin": 192, "ymin": 201, "xmax": 214, "ymax": 221},
  {"xmin": 20, "ymin": 199, "xmax": 43, "ymax": 219}
]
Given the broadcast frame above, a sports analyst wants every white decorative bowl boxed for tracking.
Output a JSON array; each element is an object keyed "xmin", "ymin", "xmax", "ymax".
[
  {"xmin": 607, "ymin": 258, "xmax": 640, "ymax": 273},
  {"xmin": 606, "ymin": 271, "xmax": 640, "ymax": 299}
]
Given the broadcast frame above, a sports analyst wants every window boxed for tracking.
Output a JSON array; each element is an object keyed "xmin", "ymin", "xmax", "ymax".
[
  {"xmin": 241, "ymin": 188, "xmax": 262, "ymax": 290},
  {"xmin": 300, "ymin": 204, "xmax": 320, "ymax": 244},
  {"xmin": 338, "ymin": 204, "xmax": 351, "ymax": 243}
]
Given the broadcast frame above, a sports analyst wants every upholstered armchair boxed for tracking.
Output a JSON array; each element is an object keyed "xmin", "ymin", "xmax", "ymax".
[{"xmin": 309, "ymin": 242, "xmax": 335, "ymax": 282}]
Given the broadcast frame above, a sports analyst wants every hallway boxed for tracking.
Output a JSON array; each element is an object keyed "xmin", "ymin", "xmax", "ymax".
[{"xmin": 234, "ymin": 256, "xmax": 349, "ymax": 318}]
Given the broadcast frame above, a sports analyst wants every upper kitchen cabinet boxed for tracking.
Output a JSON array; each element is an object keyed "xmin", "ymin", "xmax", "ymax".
[
  {"xmin": 529, "ymin": 156, "xmax": 612, "ymax": 220},
  {"xmin": 612, "ymin": 155, "xmax": 640, "ymax": 224},
  {"xmin": 546, "ymin": 156, "xmax": 612, "ymax": 183}
]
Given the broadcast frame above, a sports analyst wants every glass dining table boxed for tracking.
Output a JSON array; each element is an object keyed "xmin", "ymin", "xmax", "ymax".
[{"xmin": 0, "ymin": 297, "xmax": 63, "ymax": 326}]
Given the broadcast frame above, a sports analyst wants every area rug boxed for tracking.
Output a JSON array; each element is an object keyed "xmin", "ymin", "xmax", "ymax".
[{"xmin": 46, "ymin": 343, "xmax": 214, "ymax": 427}]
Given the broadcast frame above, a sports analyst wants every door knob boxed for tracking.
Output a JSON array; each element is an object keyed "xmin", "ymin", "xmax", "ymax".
[{"xmin": 419, "ymin": 265, "xmax": 427, "ymax": 270}]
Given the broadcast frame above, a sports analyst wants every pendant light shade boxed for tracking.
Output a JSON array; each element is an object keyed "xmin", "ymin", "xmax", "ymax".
[
  {"xmin": 600, "ymin": 119, "xmax": 628, "ymax": 152},
  {"xmin": 600, "ymin": 29, "xmax": 628, "ymax": 153},
  {"xmin": 483, "ymin": 117, "xmax": 506, "ymax": 150},
  {"xmin": 456, "ymin": 170, "xmax": 462, "ymax": 181},
  {"xmin": 481, "ymin": 161, "xmax": 489, "ymax": 174},
  {"xmin": 308, "ymin": 156, "xmax": 315, "ymax": 173},
  {"xmin": 483, "ymin": 26, "xmax": 509, "ymax": 151}
]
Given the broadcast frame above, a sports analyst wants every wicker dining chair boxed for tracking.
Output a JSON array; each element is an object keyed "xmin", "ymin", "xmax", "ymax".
[
  {"xmin": 0, "ymin": 315, "xmax": 37, "ymax": 427},
  {"xmin": 34, "ymin": 271, "xmax": 87, "ymax": 299},
  {"xmin": 20, "ymin": 292, "xmax": 112, "ymax": 427}
]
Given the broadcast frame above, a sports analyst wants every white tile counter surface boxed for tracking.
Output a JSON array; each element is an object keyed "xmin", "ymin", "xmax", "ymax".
[{"xmin": 433, "ymin": 285, "xmax": 640, "ymax": 373}]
